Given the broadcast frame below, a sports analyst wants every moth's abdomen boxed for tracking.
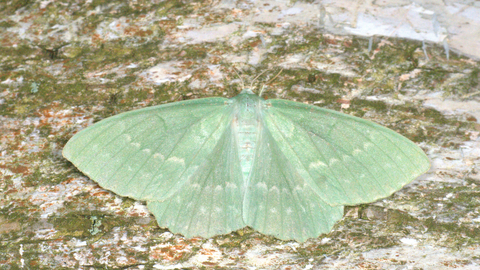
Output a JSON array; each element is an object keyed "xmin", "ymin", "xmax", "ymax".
[{"xmin": 230, "ymin": 90, "xmax": 264, "ymax": 184}]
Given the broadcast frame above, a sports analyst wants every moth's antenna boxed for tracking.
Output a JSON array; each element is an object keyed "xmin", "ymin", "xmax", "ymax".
[
  {"xmin": 259, "ymin": 69, "xmax": 283, "ymax": 97},
  {"xmin": 266, "ymin": 68, "xmax": 283, "ymax": 85},
  {"xmin": 231, "ymin": 66, "xmax": 245, "ymax": 90},
  {"xmin": 259, "ymin": 85, "xmax": 266, "ymax": 97},
  {"xmin": 250, "ymin": 69, "xmax": 270, "ymax": 91}
]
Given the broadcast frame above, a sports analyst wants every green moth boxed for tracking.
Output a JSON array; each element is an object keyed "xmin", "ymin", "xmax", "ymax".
[{"xmin": 63, "ymin": 89, "xmax": 429, "ymax": 242}]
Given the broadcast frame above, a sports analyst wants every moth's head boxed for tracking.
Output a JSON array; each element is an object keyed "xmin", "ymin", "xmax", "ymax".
[
  {"xmin": 241, "ymin": 88, "xmax": 255, "ymax": 95},
  {"xmin": 231, "ymin": 66, "xmax": 282, "ymax": 98}
]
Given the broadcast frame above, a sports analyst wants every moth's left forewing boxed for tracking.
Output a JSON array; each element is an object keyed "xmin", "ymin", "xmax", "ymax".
[
  {"xmin": 263, "ymin": 99, "xmax": 430, "ymax": 206},
  {"xmin": 63, "ymin": 97, "xmax": 235, "ymax": 201}
]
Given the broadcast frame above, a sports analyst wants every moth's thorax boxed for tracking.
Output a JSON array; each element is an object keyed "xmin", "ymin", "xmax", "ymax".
[{"xmin": 230, "ymin": 89, "xmax": 265, "ymax": 183}]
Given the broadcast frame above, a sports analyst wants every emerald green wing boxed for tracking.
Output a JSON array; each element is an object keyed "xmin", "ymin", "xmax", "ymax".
[
  {"xmin": 243, "ymin": 127, "xmax": 344, "ymax": 242},
  {"xmin": 63, "ymin": 97, "xmax": 233, "ymax": 202},
  {"xmin": 63, "ymin": 90, "xmax": 430, "ymax": 242},
  {"xmin": 147, "ymin": 124, "xmax": 245, "ymax": 238},
  {"xmin": 263, "ymin": 99, "xmax": 430, "ymax": 206}
]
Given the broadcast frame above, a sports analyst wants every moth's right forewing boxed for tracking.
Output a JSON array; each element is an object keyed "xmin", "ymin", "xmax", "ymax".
[{"xmin": 263, "ymin": 99, "xmax": 430, "ymax": 206}]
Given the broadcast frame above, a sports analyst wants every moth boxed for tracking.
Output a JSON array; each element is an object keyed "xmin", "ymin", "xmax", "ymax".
[{"xmin": 63, "ymin": 88, "xmax": 429, "ymax": 242}]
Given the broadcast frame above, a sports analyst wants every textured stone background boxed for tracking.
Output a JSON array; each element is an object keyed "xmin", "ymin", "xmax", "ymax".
[{"xmin": 1, "ymin": 0, "xmax": 479, "ymax": 269}]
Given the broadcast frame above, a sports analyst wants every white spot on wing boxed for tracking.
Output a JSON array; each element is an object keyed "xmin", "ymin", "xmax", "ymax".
[
  {"xmin": 256, "ymin": 182, "xmax": 267, "ymax": 190},
  {"xmin": 166, "ymin": 156, "xmax": 185, "ymax": 166},
  {"xmin": 191, "ymin": 183, "xmax": 201, "ymax": 189},
  {"xmin": 131, "ymin": 142, "xmax": 141, "ymax": 147},
  {"xmin": 153, "ymin": 153, "xmax": 164, "ymax": 161},
  {"xmin": 142, "ymin": 148, "xmax": 151, "ymax": 153},
  {"xmin": 329, "ymin": 158, "xmax": 339, "ymax": 166},
  {"xmin": 226, "ymin": 182, "xmax": 237, "ymax": 189},
  {"xmin": 269, "ymin": 186, "xmax": 279, "ymax": 193},
  {"xmin": 364, "ymin": 142, "xmax": 374, "ymax": 150},
  {"xmin": 352, "ymin": 149, "xmax": 362, "ymax": 155},
  {"xmin": 309, "ymin": 160, "xmax": 327, "ymax": 169}
]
